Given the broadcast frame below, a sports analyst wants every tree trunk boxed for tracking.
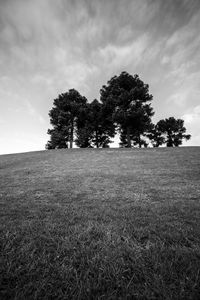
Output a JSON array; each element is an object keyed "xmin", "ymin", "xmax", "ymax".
[
  {"xmin": 138, "ymin": 134, "xmax": 142, "ymax": 148},
  {"xmin": 127, "ymin": 127, "xmax": 131, "ymax": 148},
  {"xmin": 95, "ymin": 130, "xmax": 99, "ymax": 148},
  {"xmin": 167, "ymin": 135, "xmax": 173, "ymax": 147},
  {"xmin": 70, "ymin": 122, "xmax": 74, "ymax": 148}
]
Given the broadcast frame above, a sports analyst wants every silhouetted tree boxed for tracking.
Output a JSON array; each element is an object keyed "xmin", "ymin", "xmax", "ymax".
[
  {"xmin": 46, "ymin": 73, "xmax": 190, "ymax": 150},
  {"xmin": 156, "ymin": 117, "xmax": 191, "ymax": 147},
  {"xmin": 47, "ymin": 89, "xmax": 87, "ymax": 149},
  {"xmin": 119, "ymin": 129, "xmax": 148, "ymax": 148},
  {"xmin": 46, "ymin": 128, "xmax": 69, "ymax": 149},
  {"xmin": 75, "ymin": 99, "xmax": 115, "ymax": 148},
  {"xmin": 147, "ymin": 124, "xmax": 165, "ymax": 147},
  {"xmin": 100, "ymin": 72, "xmax": 154, "ymax": 147},
  {"xmin": 75, "ymin": 103, "xmax": 93, "ymax": 148}
]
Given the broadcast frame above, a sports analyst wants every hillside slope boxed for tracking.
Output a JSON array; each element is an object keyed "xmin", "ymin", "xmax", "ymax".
[{"xmin": 1, "ymin": 147, "xmax": 200, "ymax": 299}]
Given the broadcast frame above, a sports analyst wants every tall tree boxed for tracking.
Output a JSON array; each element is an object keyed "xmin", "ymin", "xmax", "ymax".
[
  {"xmin": 147, "ymin": 124, "xmax": 165, "ymax": 147},
  {"xmin": 46, "ymin": 128, "xmax": 69, "ymax": 149},
  {"xmin": 75, "ymin": 103, "xmax": 93, "ymax": 148},
  {"xmin": 75, "ymin": 99, "xmax": 115, "ymax": 148},
  {"xmin": 47, "ymin": 89, "xmax": 87, "ymax": 149},
  {"xmin": 119, "ymin": 129, "xmax": 148, "ymax": 148},
  {"xmin": 156, "ymin": 117, "xmax": 191, "ymax": 147},
  {"xmin": 100, "ymin": 72, "xmax": 154, "ymax": 147}
]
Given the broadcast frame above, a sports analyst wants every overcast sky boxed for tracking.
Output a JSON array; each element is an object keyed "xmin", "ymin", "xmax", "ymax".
[{"xmin": 0, "ymin": 0, "xmax": 200, "ymax": 154}]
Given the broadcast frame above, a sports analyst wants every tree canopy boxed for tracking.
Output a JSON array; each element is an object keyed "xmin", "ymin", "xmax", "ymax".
[
  {"xmin": 76, "ymin": 99, "xmax": 115, "ymax": 148},
  {"xmin": 155, "ymin": 117, "xmax": 191, "ymax": 147},
  {"xmin": 100, "ymin": 72, "xmax": 154, "ymax": 147},
  {"xmin": 46, "ymin": 72, "xmax": 191, "ymax": 149},
  {"xmin": 46, "ymin": 89, "xmax": 87, "ymax": 149}
]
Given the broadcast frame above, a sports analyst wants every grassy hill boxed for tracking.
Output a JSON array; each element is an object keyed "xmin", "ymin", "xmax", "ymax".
[{"xmin": 1, "ymin": 147, "xmax": 200, "ymax": 299}]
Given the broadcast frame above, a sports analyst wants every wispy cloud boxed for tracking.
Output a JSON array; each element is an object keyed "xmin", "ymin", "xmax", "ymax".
[
  {"xmin": 24, "ymin": 101, "xmax": 46, "ymax": 124},
  {"xmin": 162, "ymin": 12, "xmax": 200, "ymax": 79},
  {"xmin": 182, "ymin": 105, "xmax": 200, "ymax": 146}
]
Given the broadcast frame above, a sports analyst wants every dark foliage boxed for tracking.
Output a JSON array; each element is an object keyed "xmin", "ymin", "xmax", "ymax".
[
  {"xmin": 156, "ymin": 117, "xmax": 191, "ymax": 147},
  {"xmin": 47, "ymin": 89, "xmax": 87, "ymax": 149},
  {"xmin": 100, "ymin": 72, "xmax": 154, "ymax": 147},
  {"xmin": 147, "ymin": 124, "xmax": 166, "ymax": 147},
  {"xmin": 46, "ymin": 72, "xmax": 191, "ymax": 149},
  {"xmin": 147, "ymin": 118, "xmax": 191, "ymax": 147},
  {"xmin": 76, "ymin": 99, "xmax": 115, "ymax": 148}
]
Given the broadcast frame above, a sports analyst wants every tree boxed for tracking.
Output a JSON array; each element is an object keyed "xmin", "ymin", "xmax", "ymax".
[
  {"xmin": 46, "ymin": 128, "xmax": 69, "ymax": 149},
  {"xmin": 75, "ymin": 99, "xmax": 115, "ymax": 148},
  {"xmin": 75, "ymin": 103, "xmax": 93, "ymax": 148},
  {"xmin": 147, "ymin": 124, "xmax": 165, "ymax": 147},
  {"xmin": 100, "ymin": 72, "xmax": 154, "ymax": 147},
  {"xmin": 119, "ymin": 128, "xmax": 148, "ymax": 148},
  {"xmin": 47, "ymin": 89, "xmax": 87, "ymax": 149},
  {"xmin": 156, "ymin": 117, "xmax": 191, "ymax": 147}
]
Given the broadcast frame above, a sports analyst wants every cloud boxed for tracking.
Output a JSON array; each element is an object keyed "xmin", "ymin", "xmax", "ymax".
[
  {"xmin": 183, "ymin": 105, "xmax": 200, "ymax": 124},
  {"xmin": 167, "ymin": 69, "xmax": 200, "ymax": 109},
  {"xmin": 161, "ymin": 12, "xmax": 200, "ymax": 80},
  {"xmin": 182, "ymin": 105, "xmax": 200, "ymax": 146},
  {"xmin": 24, "ymin": 101, "xmax": 46, "ymax": 124},
  {"xmin": 98, "ymin": 34, "xmax": 149, "ymax": 68}
]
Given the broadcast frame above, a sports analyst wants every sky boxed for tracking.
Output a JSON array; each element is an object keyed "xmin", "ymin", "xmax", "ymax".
[{"xmin": 0, "ymin": 0, "xmax": 200, "ymax": 154}]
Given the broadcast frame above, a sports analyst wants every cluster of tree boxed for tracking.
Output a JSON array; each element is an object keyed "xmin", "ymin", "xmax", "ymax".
[{"xmin": 46, "ymin": 72, "xmax": 191, "ymax": 149}]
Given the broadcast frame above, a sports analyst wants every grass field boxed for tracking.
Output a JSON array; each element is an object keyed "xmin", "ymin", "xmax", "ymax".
[{"xmin": 0, "ymin": 147, "xmax": 200, "ymax": 299}]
